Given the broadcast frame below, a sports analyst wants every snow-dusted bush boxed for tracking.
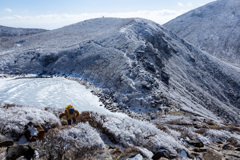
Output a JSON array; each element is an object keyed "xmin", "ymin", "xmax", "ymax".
[
  {"xmin": 0, "ymin": 104, "xmax": 61, "ymax": 138},
  {"xmin": 58, "ymin": 122, "xmax": 105, "ymax": 150},
  {"xmin": 205, "ymin": 129, "xmax": 240, "ymax": 141},
  {"xmin": 166, "ymin": 127, "xmax": 182, "ymax": 141},
  {"xmin": 37, "ymin": 122, "xmax": 105, "ymax": 159},
  {"xmin": 196, "ymin": 133, "xmax": 210, "ymax": 145},
  {"xmin": 87, "ymin": 112, "xmax": 186, "ymax": 155}
]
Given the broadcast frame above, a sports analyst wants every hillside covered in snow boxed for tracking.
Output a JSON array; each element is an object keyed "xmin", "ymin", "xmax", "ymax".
[
  {"xmin": 0, "ymin": 25, "xmax": 47, "ymax": 52},
  {"xmin": 0, "ymin": 17, "xmax": 240, "ymax": 124},
  {"xmin": 0, "ymin": 25, "xmax": 47, "ymax": 37},
  {"xmin": 164, "ymin": 0, "xmax": 240, "ymax": 67}
]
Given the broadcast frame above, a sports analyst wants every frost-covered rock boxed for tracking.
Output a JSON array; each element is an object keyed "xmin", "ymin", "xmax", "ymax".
[
  {"xmin": 36, "ymin": 122, "xmax": 106, "ymax": 159},
  {"xmin": 205, "ymin": 129, "xmax": 240, "ymax": 142},
  {"xmin": 24, "ymin": 121, "xmax": 45, "ymax": 142},
  {"xmin": 78, "ymin": 111, "xmax": 186, "ymax": 155},
  {"xmin": 6, "ymin": 144, "xmax": 35, "ymax": 160},
  {"xmin": 164, "ymin": 0, "xmax": 240, "ymax": 67},
  {"xmin": 0, "ymin": 104, "xmax": 60, "ymax": 139},
  {"xmin": 57, "ymin": 123, "xmax": 106, "ymax": 151},
  {"xmin": 126, "ymin": 154, "xmax": 143, "ymax": 160}
]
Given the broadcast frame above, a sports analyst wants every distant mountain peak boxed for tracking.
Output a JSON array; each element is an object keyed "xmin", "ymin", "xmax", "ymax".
[{"xmin": 164, "ymin": 0, "xmax": 240, "ymax": 67}]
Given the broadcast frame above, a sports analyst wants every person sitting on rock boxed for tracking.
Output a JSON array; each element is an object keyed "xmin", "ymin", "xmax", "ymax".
[{"xmin": 59, "ymin": 104, "xmax": 79, "ymax": 125}]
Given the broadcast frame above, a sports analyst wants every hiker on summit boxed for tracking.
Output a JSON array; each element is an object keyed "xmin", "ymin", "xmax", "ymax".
[{"xmin": 59, "ymin": 104, "xmax": 80, "ymax": 125}]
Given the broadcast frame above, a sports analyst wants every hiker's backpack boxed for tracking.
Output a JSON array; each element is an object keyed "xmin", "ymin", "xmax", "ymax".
[
  {"xmin": 65, "ymin": 104, "xmax": 75, "ymax": 115},
  {"xmin": 68, "ymin": 107, "xmax": 75, "ymax": 115}
]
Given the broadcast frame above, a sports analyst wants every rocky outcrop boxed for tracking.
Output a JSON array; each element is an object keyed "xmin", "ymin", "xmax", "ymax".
[
  {"xmin": 0, "ymin": 140, "xmax": 13, "ymax": 148},
  {"xmin": 152, "ymin": 150, "xmax": 177, "ymax": 160},
  {"xmin": 6, "ymin": 144, "xmax": 35, "ymax": 160},
  {"xmin": 24, "ymin": 121, "xmax": 45, "ymax": 142},
  {"xmin": 0, "ymin": 134, "xmax": 13, "ymax": 147},
  {"xmin": 0, "ymin": 107, "xmax": 240, "ymax": 160}
]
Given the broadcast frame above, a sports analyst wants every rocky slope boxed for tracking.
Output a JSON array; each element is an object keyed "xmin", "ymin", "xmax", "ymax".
[
  {"xmin": 0, "ymin": 103, "xmax": 240, "ymax": 160},
  {"xmin": 164, "ymin": 0, "xmax": 240, "ymax": 67},
  {"xmin": 0, "ymin": 18, "xmax": 240, "ymax": 123},
  {"xmin": 0, "ymin": 104, "xmax": 240, "ymax": 160}
]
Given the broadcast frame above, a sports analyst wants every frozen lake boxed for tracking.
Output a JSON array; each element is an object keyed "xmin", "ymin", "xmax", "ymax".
[{"xmin": 0, "ymin": 77, "xmax": 107, "ymax": 113}]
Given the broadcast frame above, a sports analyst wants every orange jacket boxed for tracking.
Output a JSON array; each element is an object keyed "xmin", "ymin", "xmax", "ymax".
[{"xmin": 59, "ymin": 105, "xmax": 79, "ymax": 120}]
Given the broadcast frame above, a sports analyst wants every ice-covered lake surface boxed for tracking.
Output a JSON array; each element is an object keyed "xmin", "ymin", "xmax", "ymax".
[{"xmin": 0, "ymin": 77, "xmax": 108, "ymax": 113}]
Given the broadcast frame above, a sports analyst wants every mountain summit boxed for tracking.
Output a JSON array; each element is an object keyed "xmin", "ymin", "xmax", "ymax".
[
  {"xmin": 164, "ymin": 0, "xmax": 240, "ymax": 67},
  {"xmin": 0, "ymin": 18, "xmax": 240, "ymax": 123}
]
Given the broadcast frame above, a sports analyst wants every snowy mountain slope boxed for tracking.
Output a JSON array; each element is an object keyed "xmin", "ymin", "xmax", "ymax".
[
  {"xmin": 0, "ymin": 18, "xmax": 240, "ymax": 123},
  {"xmin": 164, "ymin": 0, "xmax": 240, "ymax": 67},
  {"xmin": 0, "ymin": 18, "xmax": 132, "ymax": 53},
  {"xmin": 0, "ymin": 25, "xmax": 47, "ymax": 37},
  {"xmin": 0, "ymin": 25, "xmax": 47, "ymax": 52}
]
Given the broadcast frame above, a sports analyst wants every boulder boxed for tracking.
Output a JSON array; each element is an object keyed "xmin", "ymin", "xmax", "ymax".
[
  {"xmin": 118, "ymin": 152, "xmax": 140, "ymax": 160},
  {"xmin": 0, "ymin": 134, "xmax": 14, "ymax": 147},
  {"xmin": 61, "ymin": 119, "xmax": 68, "ymax": 126},
  {"xmin": 0, "ymin": 140, "xmax": 14, "ymax": 147},
  {"xmin": 152, "ymin": 150, "xmax": 177, "ymax": 160},
  {"xmin": 126, "ymin": 154, "xmax": 143, "ymax": 160},
  {"xmin": 24, "ymin": 121, "xmax": 45, "ymax": 142},
  {"xmin": 192, "ymin": 148, "xmax": 207, "ymax": 153},
  {"xmin": 187, "ymin": 139, "xmax": 204, "ymax": 148},
  {"xmin": 222, "ymin": 144, "xmax": 234, "ymax": 150},
  {"xmin": 118, "ymin": 147, "xmax": 144, "ymax": 160},
  {"xmin": 202, "ymin": 150, "xmax": 222, "ymax": 160},
  {"xmin": 6, "ymin": 144, "xmax": 35, "ymax": 160}
]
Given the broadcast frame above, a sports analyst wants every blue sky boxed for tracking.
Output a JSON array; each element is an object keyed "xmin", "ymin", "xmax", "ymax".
[{"xmin": 0, "ymin": 0, "xmax": 216, "ymax": 29}]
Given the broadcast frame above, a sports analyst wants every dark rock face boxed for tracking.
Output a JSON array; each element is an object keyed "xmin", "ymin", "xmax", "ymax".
[
  {"xmin": 0, "ymin": 135, "xmax": 14, "ymax": 147},
  {"xmin": 187, "ymin": 139, "xmax": 204, "ymax": 148},
  {"xmin": 152, "ymin": 150, "xmax": 177, "ymax": 160},
  {"xmin": 6, "ymin": 144, "xmax": 35, "ymax": 160},
  {"xmin": 160, "ymin": 71, "xmax": 170, "ymax": 85},
  {"xmin": 0, "ymin": 140, "xmax": 14, "ymax": 147}
]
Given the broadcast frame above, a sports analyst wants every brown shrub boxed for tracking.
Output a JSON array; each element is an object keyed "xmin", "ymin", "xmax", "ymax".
[
  {"xmin": 2, "ymin": 103, "xmax": 22, "ymax": 109},
  {"xmin": 195, "ymin": 129, "xmax": 207, "ymax": 135}
]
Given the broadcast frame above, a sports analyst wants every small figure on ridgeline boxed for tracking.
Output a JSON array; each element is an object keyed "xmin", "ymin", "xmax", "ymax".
[{"xmin": 59, "ymin": 104, "xmax": 79, "ymax": 125}]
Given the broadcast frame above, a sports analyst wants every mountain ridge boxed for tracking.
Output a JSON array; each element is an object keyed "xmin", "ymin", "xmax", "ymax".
[
  {"xmin": 0, "ymin": 25, "xmax": 47, "ymax": 37},
  {"xmin": 0, "ymin": 17, "xmax": 240, "ymax": 123}
]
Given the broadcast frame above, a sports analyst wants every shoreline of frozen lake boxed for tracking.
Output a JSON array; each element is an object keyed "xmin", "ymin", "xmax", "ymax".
[{"xmin": 0, "ymin": 77, "xmax": 109, "ymax": 113}]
